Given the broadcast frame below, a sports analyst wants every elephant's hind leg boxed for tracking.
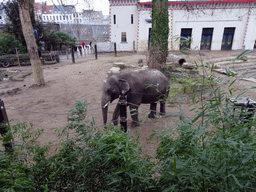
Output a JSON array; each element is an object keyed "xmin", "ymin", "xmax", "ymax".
[
  {"xmin": 129, "ymin": 104, "xmax": 140, "ymax": 127},
  {"xmin": 148, "ymin": 103, "xmax": 157, "ymax": 118},
  {"xmin": 160, "ymin": 101, "xmax": 166, "ymax": 116}
]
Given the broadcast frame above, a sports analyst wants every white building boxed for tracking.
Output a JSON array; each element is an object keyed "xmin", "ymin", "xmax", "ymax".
[
  {"xmin": 40, "ymin": 4, "xmax": 107, "ymax": 25},
  {"xmin": 109, "ymin": 0, "xmax": 256, "ymax": 52}
]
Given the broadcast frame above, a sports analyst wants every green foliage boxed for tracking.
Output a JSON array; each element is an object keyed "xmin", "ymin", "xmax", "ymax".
[
  {"xmin": 0, "ymin": 35, "xmax": 26, "ymax": 55},
  {"xmin": 149, "ymin": 0, "xmax": 169, "ymax": 69},
  {"xmin": 1, "ymin": 52, "xmax": 256, "ymax": 190},
  {"xmin": 0, "ymin": 100, "xmax": 155, "ymax": 191},
  {"xmin": 3, "ymin": 0, "xmax": 44, "ymax": 48},
  {"xmin": 44, "ymin": 30, "xmax": 76, "ymax": 51},
  {"xmin": 156, "ymin": 60, "xmax": 256, "ymax": 191}
]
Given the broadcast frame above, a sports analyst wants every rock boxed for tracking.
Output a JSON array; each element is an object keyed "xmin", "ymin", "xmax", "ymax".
[
  {"xmin": 182, "ymin": 62, "xmax": 197, "ymax": 69},
  {"xmin": 108, "ymin": 67, "xmax": 121, "ymax": 74},
  {"xmin": 6, "ymin": 88, "xmax": 21, "ymax": 95},
  {"xmin": 113, "ymin": 63, "xmax": 126, "ymax": 69}
]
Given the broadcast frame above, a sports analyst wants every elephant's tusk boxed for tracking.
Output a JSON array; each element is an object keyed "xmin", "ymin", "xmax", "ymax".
[{"xmin": 102, "ymin": 101, "xmax": 110, "ymax": 108}]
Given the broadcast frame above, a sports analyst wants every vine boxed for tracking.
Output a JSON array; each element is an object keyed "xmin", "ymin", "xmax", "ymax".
[{"xmin": 149, "ymin": 0, "xmax": 169, "ymax": 70}]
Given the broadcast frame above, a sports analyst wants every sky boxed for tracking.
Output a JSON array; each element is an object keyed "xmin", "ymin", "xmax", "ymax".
[{"xmin": 35, "ymin": 0, "xmax": 110, "ymax": 15}]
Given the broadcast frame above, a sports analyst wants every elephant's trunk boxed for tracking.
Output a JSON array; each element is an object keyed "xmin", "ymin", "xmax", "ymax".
[{"xmin": 101, "ymin": 93, "xmax": 110, "ymax": 125}]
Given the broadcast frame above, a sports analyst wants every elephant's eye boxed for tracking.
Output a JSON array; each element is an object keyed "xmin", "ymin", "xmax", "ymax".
[{"xmin": 107, "ymin": 89, "xmax": 111, "ymax": 93}]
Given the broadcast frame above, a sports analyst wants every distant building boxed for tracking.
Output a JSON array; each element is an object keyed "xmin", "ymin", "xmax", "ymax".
[
  {"xmin": 39, "ymin": 4, "xmax": 107, "ymax": 25},
  {"xmin": 34, "ymin": 2, "xmax": 54, "ymax": 21},
  {"xmin": 0, "ymin": 1, "xmax": 7, "ymax": 25},
  {"xmin": 109, "ymin": 0, "xmax": 256, "ymax": 51}
]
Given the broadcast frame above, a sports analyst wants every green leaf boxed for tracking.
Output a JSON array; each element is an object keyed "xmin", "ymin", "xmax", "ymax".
[
  {"xmin": 242, "ymin": 151, "xmax": 254, "ymax": 164},
  {"xmin": 228, "ymin": 79, "xmax": 236, "ymax": 87},
  {"xmin": 198, "ymin": 125, "xmax": 205, "ymax": 136},
  {"xmin": 233, "ymin": 50, "xmax": 252, "ymax": 61},
  {"xmin": 173, "ymin": 157, "xmax": 177, "ymax": 174},
  {"xmin": 211, "ymin": 63, "xmax": 214, "ymax": 72},
  {"xmin": 230, "ymin": 174, "xmax": 243, "ymax": 188},
  {"xmin": 201, "ymin": 149, "xmax": 206, "ymax": 160}
]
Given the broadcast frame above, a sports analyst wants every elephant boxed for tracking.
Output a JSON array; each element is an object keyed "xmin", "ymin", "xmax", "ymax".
[{"xmin": 101, "ymin": 69, "xmax": 169, "ymax": 127}]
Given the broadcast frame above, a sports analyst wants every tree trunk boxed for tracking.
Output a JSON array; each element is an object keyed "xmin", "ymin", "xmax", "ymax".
[
  {"xmin": 149, "ymin": 0, "xmax": 169, "ymax": 71},
  {"xmin": 17, "ymin": 0, "xmax": 45, "ymax": 85}
]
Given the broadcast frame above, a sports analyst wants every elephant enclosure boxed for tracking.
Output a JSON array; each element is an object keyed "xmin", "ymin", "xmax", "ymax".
[{"xmin": 1, "ymin": 50, "xmax": 256, "ymax": 155}]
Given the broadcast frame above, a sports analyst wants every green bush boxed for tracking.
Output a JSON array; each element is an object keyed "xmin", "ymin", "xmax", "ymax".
[
  {"xmin": 0, "ymin": 35, "xmax": 26, "ymax": 56},
  {"xmin": 0, "ymin": 100, "xmax": 155, "ymax": 191}
]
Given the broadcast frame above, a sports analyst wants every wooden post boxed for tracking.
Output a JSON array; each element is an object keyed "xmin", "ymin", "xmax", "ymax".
[
  {"xmin": 0, "ymin": 99, "xmax": 13, "ymax": 152},
  {"xmin": 114, "ymin": 42, "xmax": 117, "ymax": 57},
  {"xmin": 133, "ymin": 41, "xmax": 135, "ymax": 53},
  {"xmin": 119, "ymin": 95, "xmax": 127, "ymax": 132},
  {"xmin": 15, "ymin": 48, "xmax": 21, "ymax": 67},
  {"xmin": 95, "ymin": 44, "xmax": 97, "ymax": 59},
  {"xmin": 71, "ymin": 47, "xmax": 75, "ymax": 63}
]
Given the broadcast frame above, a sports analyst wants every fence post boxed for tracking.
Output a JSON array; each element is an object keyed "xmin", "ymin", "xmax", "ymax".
[
  {"xmin": 0, "ymin": 99, "xmax": 13, "ymax": 152},
  {"xmin": 133, "ymin": 41, "xmax": 135, "ymax": 53},
  {"xmin": 95, "ymin": 44, "xmax": 98, "ymax": 59},
  {"xmin": 119, "ymin": 95, "xmax": 127, "ymax": 132},
  {"xmin": 114, "ymin": 42, "xmax": 117, "ymax": 57}
]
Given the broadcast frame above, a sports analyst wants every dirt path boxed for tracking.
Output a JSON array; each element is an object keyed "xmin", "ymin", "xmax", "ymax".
[{"xmin": 1, "ymin": 50, "xmax": 256, "ymax": 155}]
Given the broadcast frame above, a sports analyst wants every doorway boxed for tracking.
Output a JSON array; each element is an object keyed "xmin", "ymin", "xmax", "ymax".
[
  {"xmin": 180, "ymin": 28, "xmax": 192, "ymax": 50},
  {"xmin": 200, "ymin": 28, "xmax": 214, "ymax": 50},
  {"xmin": 148, "ymin": 28, "xmax": 151, "ymax": 51},
  {"xmin": 221, "ymin": 27, "xmax": 235, "ymax": 50}
]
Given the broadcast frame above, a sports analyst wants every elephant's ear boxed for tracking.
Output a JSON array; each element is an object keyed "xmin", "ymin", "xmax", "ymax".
[{"xmin": 119, "ymin": 79, "xmax": 130, "ymax": 95}]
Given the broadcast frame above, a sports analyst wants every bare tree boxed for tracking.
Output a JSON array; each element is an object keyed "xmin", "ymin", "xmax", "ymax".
[{"xmin": 17, "ymin": 0, "xmax": 45, "ymax": 85}]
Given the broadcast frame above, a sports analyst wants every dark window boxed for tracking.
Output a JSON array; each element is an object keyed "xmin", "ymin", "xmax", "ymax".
[
  {"xmin": 63, "ymin": 16, "xmax": 65, "ymax": 20},
  {"xmin": 121, "ymin": 32, "xmax": 127, "ymax": 42},
  {"xmin": 0, "ymin": 16, "xmax": 2, "ymax": 19},
  {"xmin": 113, "ymin": 15, "xmax": 116, "ymax": 24},
  {"xmin": 131, "ymin": 14, "xmax": 133, "ymax": 24}
]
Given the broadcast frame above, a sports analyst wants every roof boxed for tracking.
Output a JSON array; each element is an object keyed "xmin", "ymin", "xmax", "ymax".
[
  {"xmin": 34, "ymin": 2, "xmax": 54, "ymax": 14},
  {"xmin": 138, "ymin": 0, "xmax": 255, "ymax": 5},
  {"xmin": 52, "ymin": 5, "xmax": 76, "ymax": 14}
]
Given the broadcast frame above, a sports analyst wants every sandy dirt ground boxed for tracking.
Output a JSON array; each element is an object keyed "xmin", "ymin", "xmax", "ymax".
[{"xmin": 1, "ymin": 50, "xmax": 256, "ymax": 155}]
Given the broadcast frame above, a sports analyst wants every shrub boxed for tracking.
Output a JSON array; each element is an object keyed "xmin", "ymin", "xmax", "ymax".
[
  {"xmin": 0, "ymin": 35, "xmax": 26, "ymax": 56},
  {"xmin": 0, "ymin": 100, "xmax": 155, "ymax": 191}
]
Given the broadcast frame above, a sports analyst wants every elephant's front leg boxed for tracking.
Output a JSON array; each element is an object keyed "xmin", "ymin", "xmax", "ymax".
[
  {"xmin": 148, "ymin": 103, "xmax": 157, "ymax": 118},
  {"xmin": 129, "ymin": 104, "xmax": 139, "ymax": 127},
  {"xmin": 112, "ymin": 103, "xmax": 120, "ymax": 125}
]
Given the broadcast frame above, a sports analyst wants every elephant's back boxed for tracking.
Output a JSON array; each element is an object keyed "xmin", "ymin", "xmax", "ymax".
[
  {"xmin": 136, "ymin": 69, "xmax": 169, "ymax": 87},
  {"xmin": 128, "ymin": 69, "xmax": 169, "ymax": 94}
]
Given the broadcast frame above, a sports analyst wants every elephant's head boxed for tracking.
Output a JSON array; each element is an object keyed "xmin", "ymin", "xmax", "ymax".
[{"xmin": 101, "ymin": 75, "xmax": 130, "ymax": 125}]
